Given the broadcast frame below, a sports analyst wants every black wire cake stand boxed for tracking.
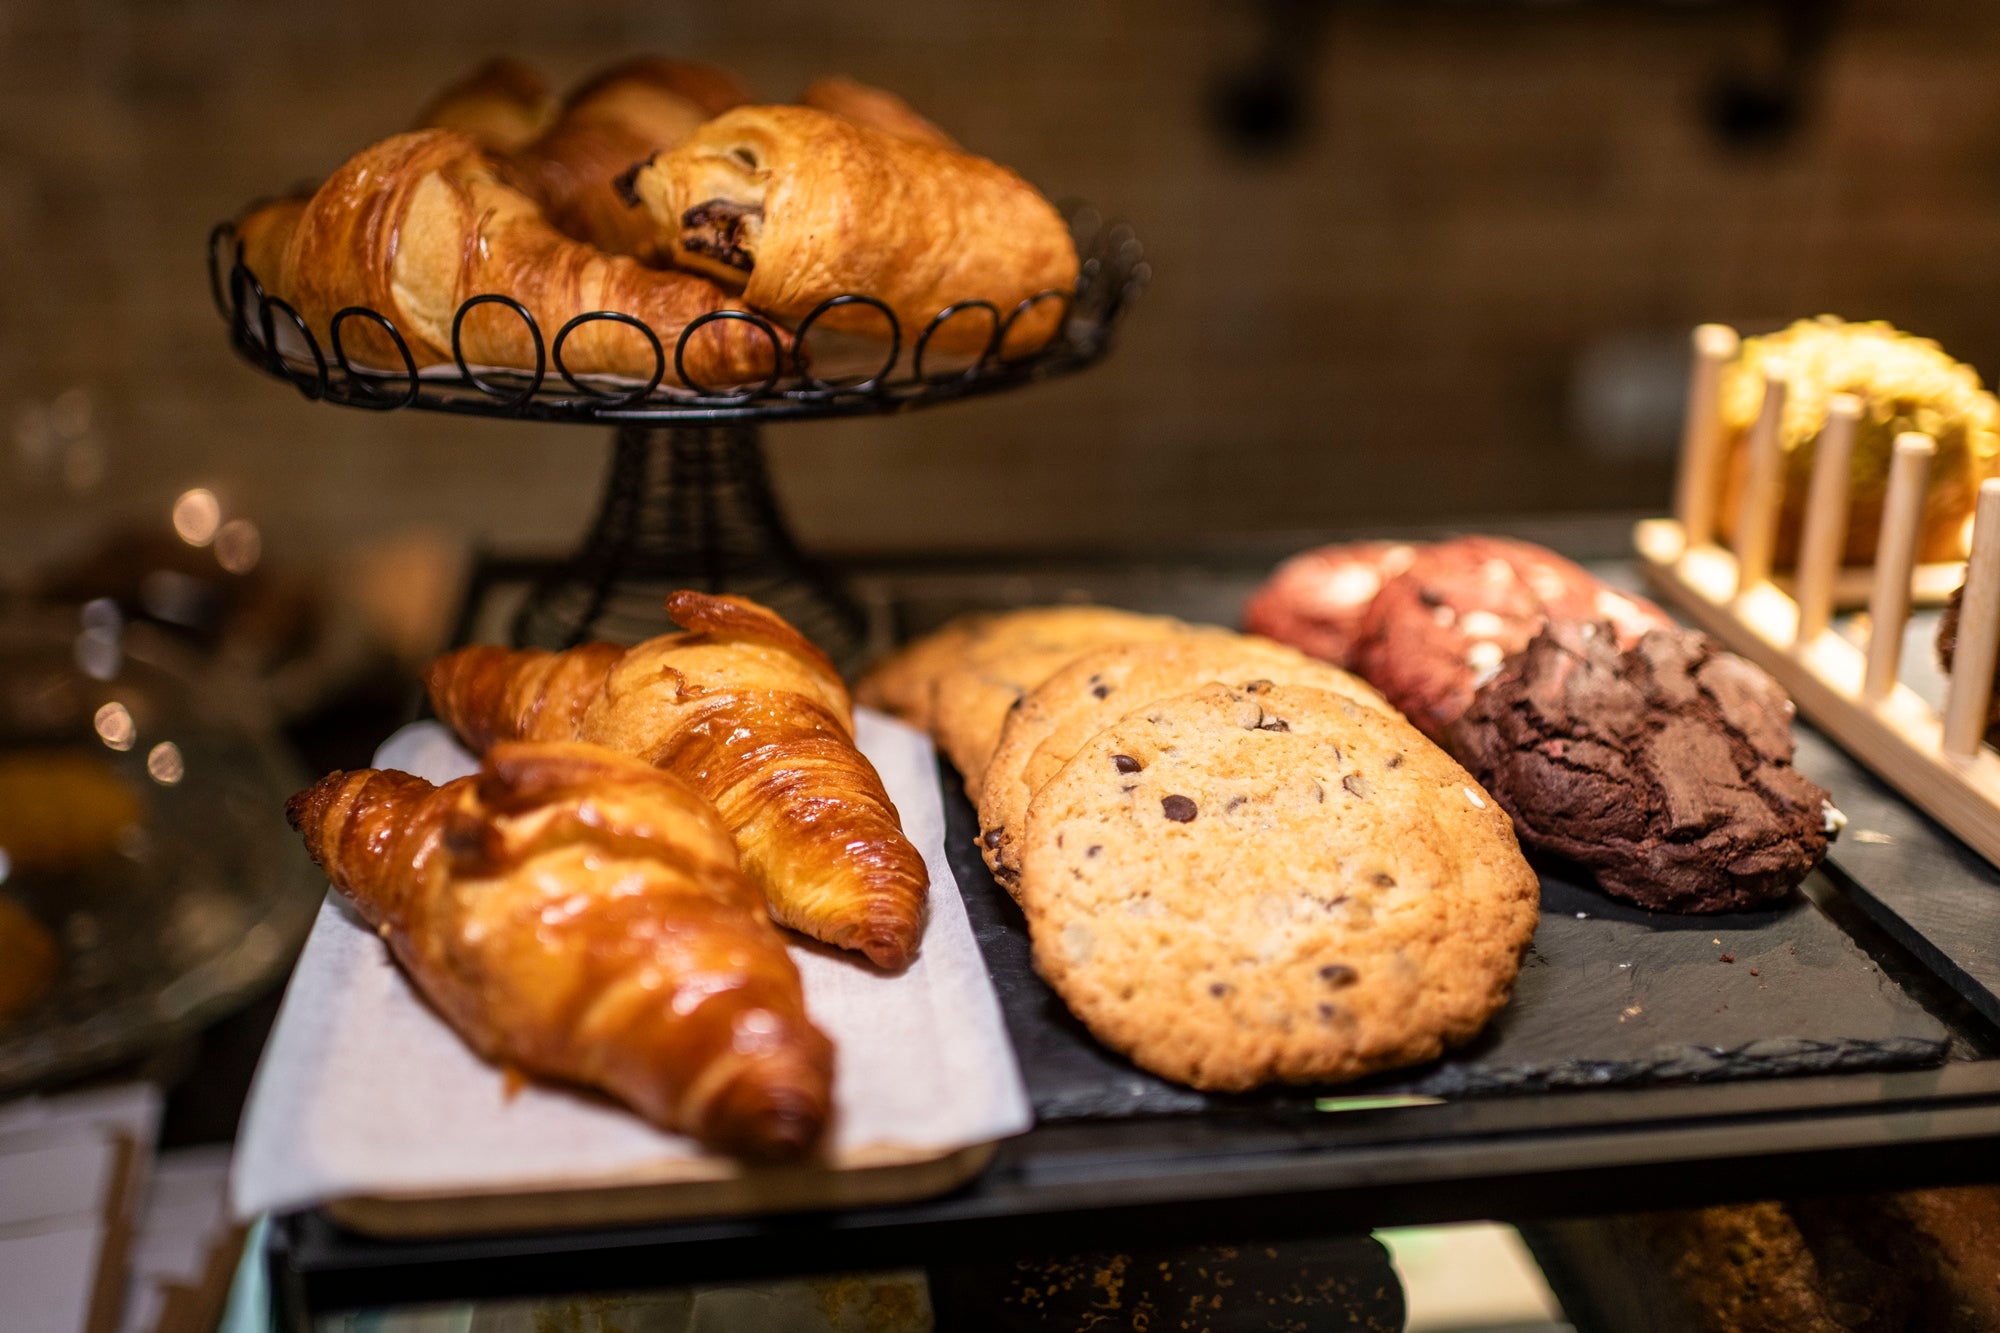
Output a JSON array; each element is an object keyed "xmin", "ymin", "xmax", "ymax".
[{"xmin": 208, "ymin": 210, "xmax": 1146, "ymax": 664}]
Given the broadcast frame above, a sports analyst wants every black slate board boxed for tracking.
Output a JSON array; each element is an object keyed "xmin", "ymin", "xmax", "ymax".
[
  {"xmin": 1797, "ymin": 724, "xmax": 2000, "ymax": 1029},
  {"xmin": 943, "ymin": 759, "xmax": 1952, "ymax": 1121}
]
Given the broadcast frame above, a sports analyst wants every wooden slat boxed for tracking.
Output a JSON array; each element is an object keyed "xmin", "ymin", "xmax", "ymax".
[
  {"xmin": 1862, "ymin": 434, "xmax": 1935, "ymax": 703},
  {"xmin": 1732, "ymin": 374, "xmax": 1788, "ymax": 594},
  {"xmin": 1635, "ymin": 518, "xmax": 2000, "ymax": 873},
  {"xmin": 1792, "ymin": 393, "xmax": 1861, "ymax": 646},
  {"xmin": 1673, "ymin": 324, "xmax": 1739, "ymax": 546},
  {"xmin": 1943, "ymin": 480, "xmax": 2000, "ymax": 758}
]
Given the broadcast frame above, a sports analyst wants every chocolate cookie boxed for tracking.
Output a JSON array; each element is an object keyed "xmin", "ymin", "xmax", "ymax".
[
  {"xmin": 1018, "ymin": 682, "xmax": 1539, "ymax": 1091},
  {"xmin": 1446, "ymin": 620, "xmax": 1838, "ymax": 913},
  {"xmin": 1352, "ymin": 536, "xmax": 1673, "ymax": 739},
  {"xmin": 1242, "ymin": 540, "xmax": 1420, "ymax": 667}
]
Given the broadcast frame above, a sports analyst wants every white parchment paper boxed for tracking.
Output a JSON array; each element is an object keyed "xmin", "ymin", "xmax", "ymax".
[{"xmin": 230, "ymin": 711, "xmax": 1030, "ymax": 1219}]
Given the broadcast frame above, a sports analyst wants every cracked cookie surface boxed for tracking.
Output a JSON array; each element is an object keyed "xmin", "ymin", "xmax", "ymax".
[
  {"xmin": 1018, "ymin": 682, "xmax": 1538, "ymax": 1091},
  {"xmin": 1447, "ymin": 620, "xmax": 1835, "ymax": 913},
  {"xmin": 977, "ymin": 631, "xmax": 1389, "ymax": 891},
  {"xmin": 1352, "ymin": 536, "xmax": 1672, "ymax": 740}
]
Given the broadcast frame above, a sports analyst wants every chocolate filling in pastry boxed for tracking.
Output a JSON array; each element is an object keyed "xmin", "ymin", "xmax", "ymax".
[{"xmin": 680, "ymin": 199, "xmax": 761, "ymax": 273}]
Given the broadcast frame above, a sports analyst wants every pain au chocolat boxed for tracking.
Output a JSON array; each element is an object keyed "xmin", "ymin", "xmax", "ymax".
[{"xmin": 622, "ymin": 105, "xmax": 1077, "ymax": 355}]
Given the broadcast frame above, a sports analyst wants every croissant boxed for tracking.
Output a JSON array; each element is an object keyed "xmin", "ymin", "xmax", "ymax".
[
  {"xmin": 624, "ymin": 106, "xmax": 1077, "ymax": 355},
  {"xmin": 428, "ymin": 591, "xmax": 928, "ymax": 970},
  {"xmin": 798, "ymin": 76, "xmax": 955, "ymax": 149},
  {"xmin": 286, "ymin": 740, "xmax": 833, "ymax": 1158},
  {"xmin": 512, "ymin": 57, "xmax": 750, "ymax": 261},
  {"xmin": 413, "ymin": 57, "xmax": 558, "ymax": 154},
  {"xmin": 233, "ymin": 196, "xmax": 307, "ymax": 294},
  {"xmin": 280, "ymin": 129, "xmax": 788, "ymax": 386}
]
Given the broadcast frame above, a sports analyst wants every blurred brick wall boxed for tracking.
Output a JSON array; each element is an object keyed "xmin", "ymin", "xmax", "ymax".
[{"xmin": 4, "ymin": 0, "xmax": 2000, "ymax": 576}]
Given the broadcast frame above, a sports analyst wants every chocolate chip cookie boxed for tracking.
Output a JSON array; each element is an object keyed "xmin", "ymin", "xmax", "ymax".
[
  {"xmin": 924, "ymin": 606, "xmax": 1189, "ymax": 801},
  {"xmin": 1447, "ymin": 620, "xmax": 1837, "ymax": 913},
  {"xmin": 977, "ymin": 631, "xmax": 1389, "ymax": 890},
  {"xmin": 1352, "ymin": 536, "xmax": 1673, "ymax": 740},
  {"xmin": 853, "ymin": 612, "xmax": 998, "ymax": 734},
  {"xmin": 1018, "ymin": 682, "xmax": 1539, "ymax": 1091}
]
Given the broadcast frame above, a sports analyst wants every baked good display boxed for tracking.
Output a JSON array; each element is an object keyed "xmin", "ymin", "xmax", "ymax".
[
  {"xmin": 1350, "ymin": 536, "xmax": 1673, "ymax": 739},
  {"xmin": 1716, "ymin": 316, "xmax": 2000, "ymax": 566},
  {"xmin": 976, "ymin": 630, "xmax": 1388, "ymax": 888},
  {"xmin": 623, "ymin": 105, "xmax": 1079, "ymax": 354},
  {"xmin": 798, "ymin": 76, "xmax": 956, "ymax": 148},
  {"xmin": 1017, "ymin": 682, "xmax": 1538, "ymax": 1091},
  {"xmin": 248, "ymin": 129, "xmax": 788, "ymax": 386},
  {"xmin": 0, "ymin": 898, "xmax": 58, "ymax": 1023},
  {"xmin": 510, "ymin": 57, "xmax": 750, "ymax": 262},
  {"xmin": 287, "ymin": 741, "xmax": 833, "ymax": 1158},
  {"xmin": 1241, "ymin": 540, "xmax": 1419, "ymax": 667},
  {"xmin": 412, "ymin": 57, "xmax": 558, "ymax": 154},
  {"xmin": 1448, "ymin": 620, "xmax": 1837, "ymax": 913},
  {"xmin": 427, "ymin": 591, "xmax": 927, "ymax": 969},
  {"xmin": 900, "ymin": 606, "xmax": 1187, "ymax": 800}
]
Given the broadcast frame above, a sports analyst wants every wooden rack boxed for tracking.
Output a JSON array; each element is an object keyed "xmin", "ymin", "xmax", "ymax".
[{"xmin": 1635, "ymin": 322, "xmax": 2000, "ymax": 869}]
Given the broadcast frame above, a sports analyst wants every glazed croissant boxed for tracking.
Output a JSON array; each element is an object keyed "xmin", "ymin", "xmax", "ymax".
[
  {"xmin": 274, "ymin": 129, "xmax": 787, "ymax": 386},
  {"xmin": 414, "ymin": 57, "xmax": 558, "ymax": 154},
  {"xmin": 427, "ymin": 591, "xmax": 928, "ymax": 970},
  {"xmin": 512, "ymin": 57, "xmax": 750, "ymax": 261},
  {"xmin": 624, "ymin": 106, "xmax": 1077, "ymax": 355},
  {"xmin": 286, "ymin": 741, "xmax": 833, "ymax": 1158},
  {"xmin": 798, "ymin": 77, "xmax": 955, "ymax": 149}
]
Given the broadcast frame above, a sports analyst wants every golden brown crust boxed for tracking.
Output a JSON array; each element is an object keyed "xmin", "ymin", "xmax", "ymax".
[
  {"xmin": 281, "ymin": 129, "xmax": 787, "ymax": 387},
  {"xmin": 234, "ymin": 196, "xmax": 307, "ymax": 295},
  {"xmin": 565, "ymin": 57, "xmax": 751, "ymax": 121},
  {"xmin": 427, "ymin": 592, "xmax": 927, "ymax": 969},
  {"xmin": 511, "ymin": 58, "xmax": 752, "ymax": 261},
  {"xmin": 413, "ymin": 58, "xmax": 558, "ymax": 155},
  {"xmin": 286, "ymin": 742, "xmax": 833, "ymax": 1157},
  {"xmin": 630, "ymin": 106, "xmax": 1077, "ymax": 355},
  {"xmin": 799, "ymin": 76, "xmax": 955, "ymax": 149}
]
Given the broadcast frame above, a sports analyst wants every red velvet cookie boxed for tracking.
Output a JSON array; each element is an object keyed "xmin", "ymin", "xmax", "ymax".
[
  {"xmin": 1351, "ymin": 536, "xmax": 1673, "ymax": 739},
  {"xmin": 1242, "ymin": 540, "xmax": 1420, "ymax": 667}
]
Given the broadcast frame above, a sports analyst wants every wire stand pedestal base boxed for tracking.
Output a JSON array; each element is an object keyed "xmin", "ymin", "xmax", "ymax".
[{"xmin": 509, "ymin": 423, "xmax": 866, "ymax": 664}]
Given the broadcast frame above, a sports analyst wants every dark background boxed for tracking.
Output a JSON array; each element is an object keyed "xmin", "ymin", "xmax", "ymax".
[{"xmin": 5, "ymin": 0, "xmax": 1999, "ymax": 571}]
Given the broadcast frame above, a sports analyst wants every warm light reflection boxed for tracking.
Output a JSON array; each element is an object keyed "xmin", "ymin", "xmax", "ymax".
[
  {"xmin": 93, "ymin": 702, "xmax": 135, "ymax": 751},
  {"xmin": 80, "ymin": 597, "xmax": 121, "ymax": 635},
  {"xmin": 146, "ymin": 741, "xmax": 184, "ymax": 786},
  {"xmin": 75, "ymin": 629, "xmax": 120, "ymax": 682},
  {"xmin": 172, "ymin": 488, "xmax": 221, "ymax": 546},
  {"xmin": 214, "ymin": 518, "xmax": 261, "ymax": 574}
]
